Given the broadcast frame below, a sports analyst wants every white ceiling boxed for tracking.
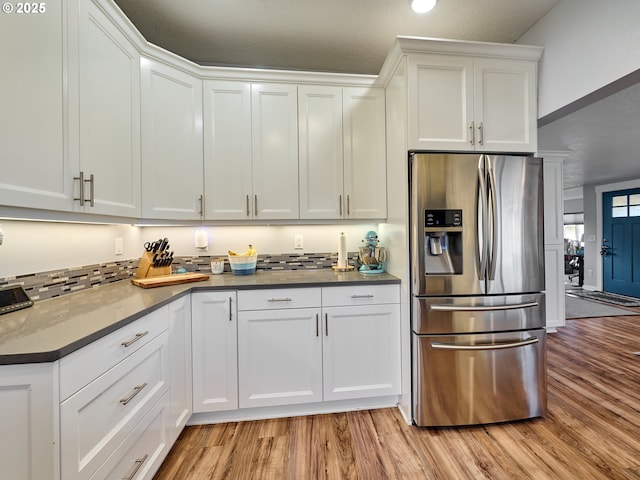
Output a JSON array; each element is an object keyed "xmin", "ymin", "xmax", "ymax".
[
  {"xmin": 113, "ymin": 0, "xmax": 559, "ymax": 75},
  {"xmin": 112, "ymin": 0, "xmax": 640, "ymax": 195},
  {"xmin": 539, "ymin": 81, "xmax": 640, "ymax": 191}
]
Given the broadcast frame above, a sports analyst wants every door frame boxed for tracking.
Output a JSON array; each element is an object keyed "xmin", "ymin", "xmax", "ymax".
[{"xmin": 595, "ymin": 178, "xmax": 640, "ymax": 291}]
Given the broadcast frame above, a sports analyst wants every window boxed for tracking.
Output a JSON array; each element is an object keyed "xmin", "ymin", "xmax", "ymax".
[{"xmin": 611, "ymin": 194, "xmax": 640, "ymax": 218}]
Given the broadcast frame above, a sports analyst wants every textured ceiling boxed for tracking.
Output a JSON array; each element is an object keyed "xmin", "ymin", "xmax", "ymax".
[
  {"xmin": 538, "ymin": 81, "xmax": 640, "ymax": 191},
  {"xmin": 112, "ymin": 0, "xmax": 560, "ymax": 75}
]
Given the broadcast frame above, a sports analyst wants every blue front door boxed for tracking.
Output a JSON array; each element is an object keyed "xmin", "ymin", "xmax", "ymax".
[{"xmin": 602, "ymin": 189, "xmax": 640, "ymax": 297}]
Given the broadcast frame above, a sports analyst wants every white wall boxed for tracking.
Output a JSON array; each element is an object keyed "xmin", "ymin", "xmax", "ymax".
[
  {"xmin": 518, "ymin": 0, "xmax": 640, "ymax": 118},
  {"xmin": 0, "ymin": 220, "xmax": 379, "ymax": 278}
]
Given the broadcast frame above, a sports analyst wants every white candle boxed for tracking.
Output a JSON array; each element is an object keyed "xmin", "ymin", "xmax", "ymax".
[{"xmin": 337, "ymin": 232, "xmax": 347, "ymax": 268}]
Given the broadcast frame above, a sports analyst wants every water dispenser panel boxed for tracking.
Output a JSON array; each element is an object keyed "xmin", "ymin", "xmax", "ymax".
[{"xmin": 425, "ymin": 209, "xmax": 462, "ymax": 227}]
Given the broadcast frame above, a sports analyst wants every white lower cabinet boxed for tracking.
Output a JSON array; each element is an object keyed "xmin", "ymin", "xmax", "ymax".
[
  {"xmin": 236, "ymin": 285, "xmax": 401, "ymax": 409},
  {"xmin": 322, "ymin": 303, "xmax": 401, "ymax": 401},
  {"xmin": 60, "ymin": 332, "xmax": 169, "ymax": 480},
  {"xmin": 89, "ymin": 392, "xmax": 171, "ymax": 480},
  {"xmin": 238, "ymin": 307, "xmax": 323, "ymax": 408},
  {"xmin": 191, "ymin": 291, "xmax": 238, "ymax": 412},
  {"xmin": 0, "ymin": 362, "xmax": 57, "ymax": 480},
  {"xmin": 168, "ymin": 295, "xmax": 193, "ymax": 442}
]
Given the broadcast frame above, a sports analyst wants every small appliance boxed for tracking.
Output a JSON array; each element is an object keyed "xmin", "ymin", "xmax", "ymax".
[{"xmin": 358, "ymin": 230, "xmax": 386, "ymax": 274}]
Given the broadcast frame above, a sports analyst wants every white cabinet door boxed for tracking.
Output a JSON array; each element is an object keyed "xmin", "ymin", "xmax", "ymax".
[
  {"xmin": 322, "ymin": 304, "xmax": 401, "ymax": 401},
  {"xmin": 168, "ymin": 295, "xmax": 193, "ymax": 443},
  {"xmin": 238, "ymin": 307, "xmax": 322, "ymax": 408},
  {"xmin": 251, "ymin": 83, "xmax": 299, "ymax": 219},
  {"xmin": 191, "ymin": 291, "xmax": 238, "ymax": 412},
  {"xmin": 298, "ymin": 85, "xmax": 344, "ymax": 219},
  {"xmin": 409, "ymin": 55, "xmax": 474, "ymax": 151},
  {"xmin": 0, "ymin": 363, "xmax": 56, "ymax": 480},
  {"xmin": 141, "ymin": 59, "xmax": 203, "ymax": 220},
  {"xmin": 74, "ymin": 0, "xmax": 141, "ymax": 217},
  {"xmin": 474, "ymin": 58, "xmax": 537, "ymax": 153},
  {"xmin": 0, "ymin": 0, "xmax": 71, "ymax": 212},
  {"xmin": 409, "ymin": 54, "xmax": 537, "ymax": 153},
  {"xmin": 203, "ymin": 80, "xmax": 252, "ymax": 220},
  {"xmin": 343, "ymin": 87, "xmax": 387, "ymax": 219}
]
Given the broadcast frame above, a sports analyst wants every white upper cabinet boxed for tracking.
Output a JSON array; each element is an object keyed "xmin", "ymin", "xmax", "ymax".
[
  {"xmin": 408, "ymin": 54, "xmax": 537, "ymax": 153},
  {"xmin": 298, "ymin": 85, "xmax": 344, "ymax": 219},
  {"xmin": 204, "ymin": 82, "xmax": 299, "ymax": 220},
  {"xmin": 299, "ymin": 86, "xmax": 387, "ymax": 220},
  {"xmin": 0, "ymin": 0, "xmax": 71, "ymax": 211},
  {"xmin": 203, "ymin": 80, "xmax": 253, "ymax": 220},
  {"xmin": 343, "ymin": 87, "xmax": 387, "ymax": 219},
  {"xmin": 73, "ymin": 0, "xmax": 141, "ymax": 217},
  {"xmin": 251, "ymin": 83, "xmax": 300, "ymax": 219},
  {"xmin": 474, "ymin": 58, "xmax": 537, "ymax": 152},
  {"xmin": 141, "ymin": 58, "xmax": 204, "ymax": 220}
]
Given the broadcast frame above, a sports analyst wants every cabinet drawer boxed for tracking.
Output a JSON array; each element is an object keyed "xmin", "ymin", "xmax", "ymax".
[
  {"xmin": 60, "ymin": 332, "xmax": 169, "ymax": 480},
  {"xmin": 237, "ymin": 288, "xmax": 321, "ymax": 311},
  {"xmin": 89, "ymin": 392, "xmax": 171, "ymax": 480},
  {"xmin": 322, "ymin": 284, "xmax": 400, "ymax": 306},
  {"xmin": 60, "ymin": 306, "xmax": 169, "ymax": 401}
]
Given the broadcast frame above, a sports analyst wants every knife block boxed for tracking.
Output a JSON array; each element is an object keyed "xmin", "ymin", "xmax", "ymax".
[{"xmin": 134, "ymin": 251, "xmax": 172, "ymax": 279}]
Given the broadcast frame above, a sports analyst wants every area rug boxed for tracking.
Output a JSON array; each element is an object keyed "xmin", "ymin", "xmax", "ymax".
[
  {"xmin": 565, "ymin": 294, "xmax": 637, "ymax": 319},
  {"xmin": 569, "ymin": 290, "xmax": 640, "ymax": 307}
]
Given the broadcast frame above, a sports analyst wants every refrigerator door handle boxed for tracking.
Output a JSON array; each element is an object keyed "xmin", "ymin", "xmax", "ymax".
[
  {"xmin": 430, "ymin": 337, "xmax": 539, "ymax": 351},
  {"xmin": 486, "ymin": 156, "xmax": 498, "ymax": 280},
  {"xmin": 429, "ymin": 301, "xmax": 539, "ymax": 312},
  {"xmin": 477, "ymin": 156, "xmax": 488, "ymax": 281}
]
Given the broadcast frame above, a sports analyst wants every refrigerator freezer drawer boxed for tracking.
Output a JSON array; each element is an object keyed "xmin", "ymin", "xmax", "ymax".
[
  {"xmin": 412, "ymin": 329, "xmax": 547, "ymax": 427},
  {"xmin": 412, "ymin": 293, "xmax": 545, "ymax": 334}
]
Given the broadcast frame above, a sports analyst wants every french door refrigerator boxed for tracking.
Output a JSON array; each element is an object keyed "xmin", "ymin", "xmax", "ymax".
[{"xmin": 410, "ymin": 152, "xmax": 547, "ymax": 427}]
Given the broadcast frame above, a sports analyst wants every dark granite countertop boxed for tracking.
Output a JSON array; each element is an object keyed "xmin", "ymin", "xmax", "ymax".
[{"xmin": 0, "ymin": 270, "xmax": 399, "ymax": 365}]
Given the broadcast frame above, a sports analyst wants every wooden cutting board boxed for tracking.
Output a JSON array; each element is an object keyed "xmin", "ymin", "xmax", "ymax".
[{"xmin": 131, "ymin": 273, "xmax": 209, "ymax": 288}]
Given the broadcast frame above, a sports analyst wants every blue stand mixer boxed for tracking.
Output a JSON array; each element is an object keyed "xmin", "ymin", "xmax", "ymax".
[{"xmin": 358, "ymin": 230, "xmax": 386, "ymax": 274}]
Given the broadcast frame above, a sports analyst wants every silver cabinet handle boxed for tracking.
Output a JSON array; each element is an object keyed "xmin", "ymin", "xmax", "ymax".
[
  {"xmin": 316, "ymin": 313, "xmax": 319, "ymax": 337},
  {"xmin": 267, "ymin": 298, "xmax": 292, "ymax": 303},
  {"xmin": 339, "ymin": 195, "xmax": 343, "ymax": 216},
  {"xmin": 74, "ymin": 171, "xmax": 85, "ymax": 206},
  {"xmin": 429, "ymin": 301, "xmax": 538, "ymax": 312},
  {"xmin": 469, "ymin": 122, "xmax": 475, "ymax": 145},
  {"xmin": 246, "ymin": 195, "xmax": 250, "ymax": 217},
  {"xmin": 87, "ymin": 173, "xmax": 95, "ymax": 207},
  {"xmin": 229, "ymin": 296, "xmax": 233, "ymax": 321},
  {"xmin": 119, "ymin": 382, "xmax": 147, "ymax": 406},
  {"xmin": 198, "ymin": 194, "xmax": 204, "ymax": 217},
  {"xmin": 347, "ymin": 195, "xmax": 350, "ymax": 216},
  {"xmin": 73, "ymin": 171, "xmax": 94, "ymax": 206},
  {"xmin": 122, "ymin": 454, "xmax": 148, "ymax": 480},
  {"xmin": 121, "ymin": 331, "xmax": 149, "ymax": 348},
  {"xmin": 478, "ymin": 122, "xmax": 484, "ymax": 145},
  {"xmin": 351, "ymin": 294, "xmax": 374, "ymax": 299},
  {"xmin": 325, "ymin": 313, "xmax": 328, "ymax": 336},
  {"xmin": 254, "ymin": 194, "xmax": 258, "ymax": 216},
  {"xmin": 431, "ymin": 337, "xmax": 539, "ymax": 351}
]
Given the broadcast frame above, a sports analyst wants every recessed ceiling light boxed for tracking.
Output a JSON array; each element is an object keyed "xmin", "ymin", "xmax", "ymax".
[{"xmin": 411, "ymin": 0, "xmax": 437, "ymax": 14}]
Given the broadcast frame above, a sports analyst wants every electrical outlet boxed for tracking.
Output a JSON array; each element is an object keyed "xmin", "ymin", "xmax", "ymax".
[
  {"xmin": 115, "ymin": 237, "xmax": 124, "ymax": 255},
  {"xmin": 294, "ymin": 234, "xmax": 304, "ymax": 249}
]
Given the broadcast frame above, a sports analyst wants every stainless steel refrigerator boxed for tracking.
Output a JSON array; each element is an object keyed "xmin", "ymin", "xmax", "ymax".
[{"xmin": 410, "ymin": 152, "xmax": 547, "ymax": 427}]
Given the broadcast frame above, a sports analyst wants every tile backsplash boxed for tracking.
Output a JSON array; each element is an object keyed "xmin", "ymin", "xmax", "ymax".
[{"xmin": 0, "ymin": 252, "xmax": 356, "ymax": 302}]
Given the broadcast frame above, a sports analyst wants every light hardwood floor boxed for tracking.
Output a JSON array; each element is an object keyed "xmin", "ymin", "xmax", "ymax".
[{"xmin": 154, "ymin": 310, "xmax": 640, "ymax": 480}]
